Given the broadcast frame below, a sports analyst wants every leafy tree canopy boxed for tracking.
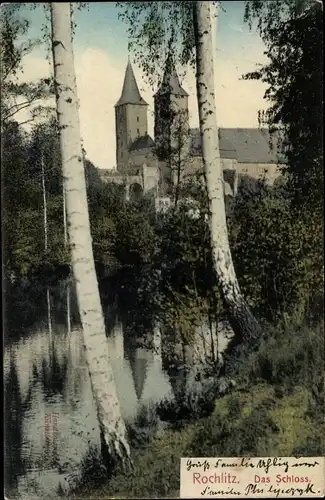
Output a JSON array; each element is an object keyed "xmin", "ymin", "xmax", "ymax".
[
  {"xmin": 116, "ymin": 1, "xmax": 218, "ymax": 86},
  {"xmin": 0, "ymin": 4, "xmax": 54, "ymax": 129},
  {"xmin": 244, "ymin": 0, "xmax": 323, "ymax": 213}
]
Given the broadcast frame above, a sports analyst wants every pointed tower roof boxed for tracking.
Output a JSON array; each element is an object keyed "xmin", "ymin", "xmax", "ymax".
[
  {"xmin": 115, "ymin": 59, "xmax": 148, "ymax": 107},
  {"xmin": 155, "ymin": 53, "xmax": 189, "ymax": 97}
]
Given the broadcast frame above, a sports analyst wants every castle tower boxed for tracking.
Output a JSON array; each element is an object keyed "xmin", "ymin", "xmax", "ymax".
[
  {"xmin": 115, "ymin": 59, "xmax": 148, "ymax": 171},
  {"xmin": 154, "ymin": 54, "xmax": 189, "ymax": 168}
]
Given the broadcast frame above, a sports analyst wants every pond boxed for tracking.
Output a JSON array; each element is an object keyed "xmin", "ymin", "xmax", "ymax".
[{"xmin": 4, "ymin": 297, "xmax": 232, "ymax": 499}]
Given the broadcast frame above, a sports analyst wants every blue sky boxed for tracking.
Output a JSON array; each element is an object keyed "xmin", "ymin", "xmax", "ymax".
[
  {"xmin": 13, "ymin": 2, "xmax": 269, "ymax": 169},
  {"xmin": 20, "ymin": 2, "xmax": 265, "ymax": 63}
]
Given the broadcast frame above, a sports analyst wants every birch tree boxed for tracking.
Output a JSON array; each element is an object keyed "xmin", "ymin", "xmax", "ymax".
[
  {"xmin": 40, "ymin": 152, "xmax": 53, "ymax": 341},
  {"xmin": 193, "ymin": 2, "xmax": 261, "ymax": 349},
  {"xmin": 50, "ymin": 2, "xmax": 131, "ymax": 468},
  {"xmin": 118, "ymin": 1, "xmax": 262, "ymax": 358}
]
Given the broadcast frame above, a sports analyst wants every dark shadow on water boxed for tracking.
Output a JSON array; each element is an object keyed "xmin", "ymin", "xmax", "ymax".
[
  {"xmin": 4, "ymin": 280, "xmax": 80, "ymax": 348},
  {"xmin": 4, "ymin": 356, "xmax": 25, "ymax": 495},
  {"xmin": 4, "ymin": 280, "xmax": 49, "ymax": 346},
  {"xmin": 40, "ymin": 342, "xmax": 69, "ymax": 398}
]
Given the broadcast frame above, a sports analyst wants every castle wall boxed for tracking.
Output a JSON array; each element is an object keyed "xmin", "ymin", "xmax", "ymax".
[
  {"xmin": 142, "ymin": 163, "xmax": 160, "ymax": 193},
  {"xmin": 181, "ymin": 157, "xmax": 236, "ymax": 179},
  {"xmin": 182, "ymin": 157, "xmax": 282, "ymax": 185},
  {"xmin": 236, "ymin": 163, "xmax": 282, "ymax": 183},
  {"xmin": 129, "ymin": 148, "xmax": 158, "ymax": 169},
  {"xmin": 99, "ymin": 166, "xmax": 159, "ymax": 197},
  {"xmin": 99, "ymin": 171, "xmax": 144, "ymax": 191},
  {"xmin": 99, "ymin": 161, "xmax": 283, "ymax": 202},
  {"xmin": 99, "ymin": 172, "xmax": 125, "ymax": 185}
]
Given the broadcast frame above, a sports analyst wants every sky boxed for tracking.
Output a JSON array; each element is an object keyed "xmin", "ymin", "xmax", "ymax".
[{"xmin": 10, "ymin": 2, "xmax": 269, "ymax": 170}]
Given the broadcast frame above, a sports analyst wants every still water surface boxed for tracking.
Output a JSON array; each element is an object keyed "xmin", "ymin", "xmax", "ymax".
[{"xmin": 4, "ymin": 323, "xmax": 175, "ymax": 499}]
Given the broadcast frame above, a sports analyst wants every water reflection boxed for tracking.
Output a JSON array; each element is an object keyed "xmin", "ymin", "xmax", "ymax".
[
  {"xmin": 4, "ymin": 355, "xmax": 25, "ymax": 495},
  {"xmin": 4, "ymin": 323, "xmax": 174, "ymax": 499},
  {"xmin": 4, "ymin": 314, "xmax": 232, "ymax": 499}
]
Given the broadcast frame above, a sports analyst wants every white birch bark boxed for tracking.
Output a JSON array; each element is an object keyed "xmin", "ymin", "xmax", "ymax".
[
  {"xmin": 193, "ymin": 1, "xmax": 261, "ymax": 348},
  {"xmin": 41, "ymin": 153, "xmax": 52, "ymax": 341},
  {"xmin": 50, "ymin": 3, "xmax": 131, "ymax": 467},
  {"xmin": 210, "ymin": 1, "xmax": 218, "ymax": 65},
  {"xmin": 63, "ymin": 186, "xmax": 71, "ymax": 334}
]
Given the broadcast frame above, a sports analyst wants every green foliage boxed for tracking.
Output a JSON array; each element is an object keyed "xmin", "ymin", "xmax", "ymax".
[
  {"xmin": 117, "ymin": 1, "xmax": 197, "ymax": 87},
  {"xmin": 87, "ymin": 172, "xmax": 322, "ymax": 347},
  {"xmin": 229, "ymin": 179, "xmax": 323, "ymax": 322},
  {"xmin": 114, "ymin": 204, "xmax": 159, "ymax": 267},
  {"xmin": 69, "ymin": 318, "xmax": 324, "ymax": 498},
  {"xmin": 91, "ymin": 215, "xmax": 117, "ymax": 274},
  {"xmin": 0, "ymin": 5, "xmax": 54, "ymax": 129},
  {"xmin": 72, "ymin": 381, "xmax": 324, "ymax": 498},
  {"xmin": 4, "ymin": 116, "xmax": 321, "ymax": 344},
  {"xmin": 27, "ymin": 118, "xmax": 63, "ymax": 196},
  {"xmin": 3, "ymin": 4, "xmax": 323, "ymax": 496},
  {"xmin": 189, "ymin": 383, "xmax": 324, "ymax": 459},
  {"xmin": 235, "ymin": 322, "xmax": 324, "ymax": 395},
  {"xmin": 2, "ymin": 118, "xmax": 66, "ymax": 279},
  {"xmin": 244, "ymin": 0, "xmax": 323, "ymax": 214}
]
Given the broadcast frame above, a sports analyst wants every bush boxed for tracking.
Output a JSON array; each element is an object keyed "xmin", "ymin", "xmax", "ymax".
[
  {"xmin": 127, "ymin": 403, "xmax": 168, "ymax": 448},
  {"xmin": 157, "ymin": 377, "xmax": 217, "ymax": 423},
  {"xmin": 236, "ymin": 322, "xmax": 324, "ymax": 394}
]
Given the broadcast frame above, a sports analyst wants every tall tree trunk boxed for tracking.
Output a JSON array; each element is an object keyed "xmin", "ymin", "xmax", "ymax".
[
  {"xmin": 50, "ymin": 3, "xmax": 131, "ymax": 469},
  {"xmin": 174, "ymin": 144, "xmax": 182, "ymax": 207},
  {"xmin": 193, "ymin": 2, "xmax": 261, "ymax": 353},
  {"xmin": 62, "ymin": 185, "xmax": 71, "ymax": 334},
  {"xmin": 41, "ymin": 153, "xmax": 52, "ymax": 341}
]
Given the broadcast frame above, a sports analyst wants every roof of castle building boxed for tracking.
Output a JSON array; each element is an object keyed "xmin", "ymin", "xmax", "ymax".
[
  {"xmin": 129, "ymin": 134, "xmax": 155, "ymax": 152},
  {"xmin": 190, "ymin": 128, "xmax": 285, "ymax": 164},
  {"xmin": 191, "ymin": 129, "xmax": 237, "ymax": 160},
  {"xmin": 115, "ymin": 59, "xmax": 148, "ymax": 107},
  {"xmin": 155, "ymin": 54, "xmax": 189, "ymax": 97}
]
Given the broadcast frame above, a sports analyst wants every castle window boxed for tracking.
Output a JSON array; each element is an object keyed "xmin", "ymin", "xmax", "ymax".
[
  {"xmin": 137, "ymin": 117, "xmax": 139, "ymax": 122},
  {"xmin": 137, "ymin": 128, "xmax": 140, "ymax": 135}
]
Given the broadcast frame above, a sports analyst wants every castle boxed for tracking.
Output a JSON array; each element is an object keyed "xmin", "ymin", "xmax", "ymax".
[{"xmin": 99, "ymin": 56, "xmax": 284, "ymax": 202}]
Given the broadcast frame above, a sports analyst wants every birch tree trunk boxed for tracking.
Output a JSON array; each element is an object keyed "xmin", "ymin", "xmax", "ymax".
[
  {"xmin": 50, "ymin": 3, "xmax": 131, "ymax": 468},
  {"xmin": 62, "ymin": 185, "xmax": 71, "ymax": 335},
  {"xmin": 193, "ymin": 1, "xmax": 261, "ymax": 352},
  {"xmin": 41, "ymin": 153, "xmax": 52, "ymax": 341}
]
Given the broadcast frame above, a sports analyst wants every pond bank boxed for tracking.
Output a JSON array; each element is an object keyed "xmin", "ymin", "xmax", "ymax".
[
  {"xmin": 70, "ymin": 321, "xmax": 325, "ymax": 499},
  {"xmin": 71, "ymin": 382, "xmax": 324, "ymax": 499}
]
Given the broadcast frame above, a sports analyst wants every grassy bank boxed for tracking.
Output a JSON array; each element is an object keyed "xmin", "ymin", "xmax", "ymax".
[{"xmin": 71, "ymin": 322, "xmax": 324, "ymax": 499}]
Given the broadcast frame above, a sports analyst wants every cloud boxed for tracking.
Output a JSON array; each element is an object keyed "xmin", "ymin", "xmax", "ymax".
[
  {"xmin": 183, "ymin": 49, "xmax": 269, "ymax": 132},
  {"xmin": 11, "ymin": 55, "xmax": 55, "ymax": 129},
  {"xmin": 19, "ymin": 54, "xmax": 51, "ymax": 82},
  {"xmin": 15, "ymin": 45, "xmax": 269, "ymax": 170}
]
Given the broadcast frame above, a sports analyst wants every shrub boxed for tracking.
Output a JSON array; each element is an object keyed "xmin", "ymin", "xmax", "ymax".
[
  {"xmin": 127, "ymin": 402, "xmax": 168, "ymax": 448},
  {"xmin": 229, "ymin": 181, "xmax": 323, "ymax": 323},
  {"xmin": 236, "ymin": 322, "xmax": 324, "ymax": 394}
]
